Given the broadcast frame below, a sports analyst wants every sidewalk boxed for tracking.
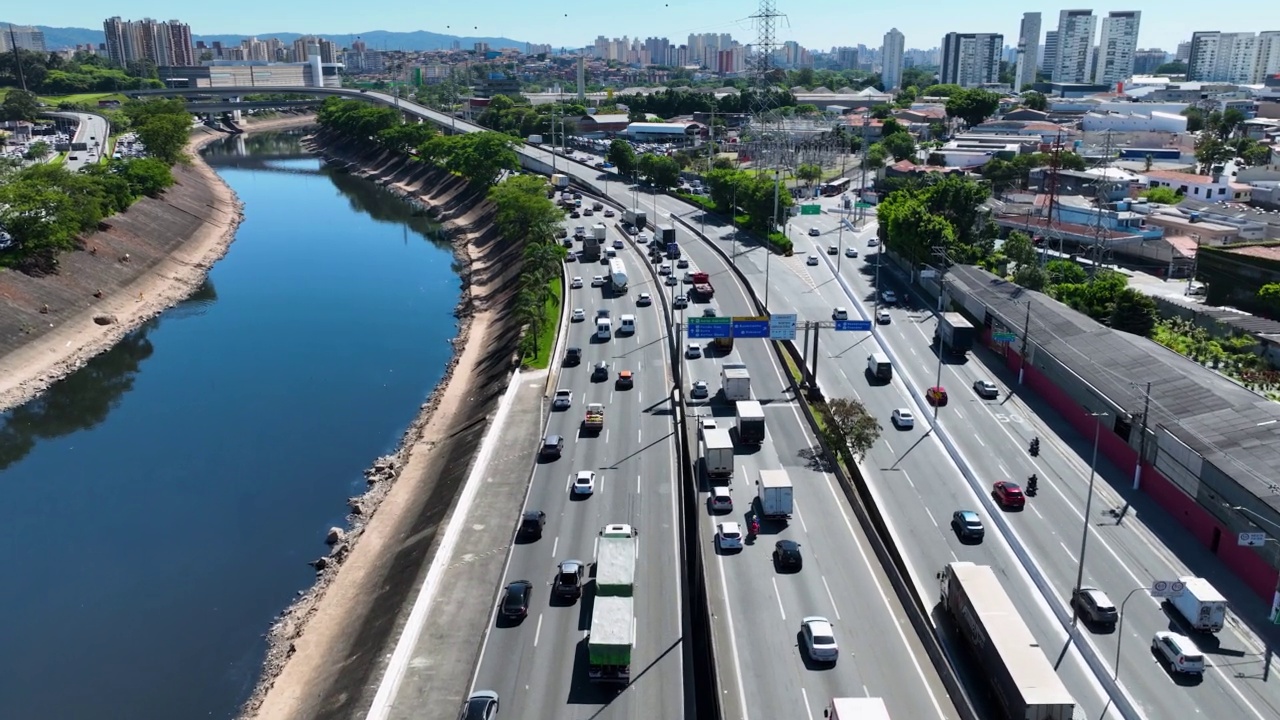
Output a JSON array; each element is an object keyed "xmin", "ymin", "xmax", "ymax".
[{"xmin": 382, "ymin": 371, "xmax": 548, "ymax": 720}]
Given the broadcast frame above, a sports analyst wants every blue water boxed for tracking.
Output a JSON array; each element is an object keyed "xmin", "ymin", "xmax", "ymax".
[{"xmin": 0, "ymin": 132, "xmax": 461, "ymax": 720}]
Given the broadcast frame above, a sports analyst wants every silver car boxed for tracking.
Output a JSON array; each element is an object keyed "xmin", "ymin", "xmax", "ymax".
[{"xmin": 801, "ymin": 616, "xmax": 839, "ymax": 663}]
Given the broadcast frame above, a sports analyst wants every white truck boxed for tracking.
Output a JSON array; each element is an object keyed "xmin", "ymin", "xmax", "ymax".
[
  {"xmin": 756, "ymin": 469, "xmax": 794, "ymax": 520},
  {"xmin": 1169, "ymin": 576, "xmax": 1229, "ymax": 633},
  {"xmin": 702, "ymin": 427, "xmax": 734, "ymax": 482},
  {"xmin": 735, "ymin": 399, "xmax": 766, "ymax": 445},
  {"xmin": 824, "ymin": 697, "xmax": 891, "ymax": 720},
  {"xmin": 720, "ymin": 363, "xmax": 751, "ymax": 402},
  {"xmin": 609, "ymin": 258, "xmax": 628, "ymax": 292},
  {"xmin": 551, "ymin": 173, "xmax": 570, "ymax": 189}
]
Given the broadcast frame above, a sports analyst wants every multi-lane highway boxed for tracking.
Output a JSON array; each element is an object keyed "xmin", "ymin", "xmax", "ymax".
[
  {"xmin": 45, "ymin": 111, "xmax": 110, "ymax": 171},
  {"xmin": 467, "ymin": 216, "xmax": 685, "ymax": 719},
  {"xmin": 695, "ymin": 193, "xmax": 1280, "ymax": 720},
  {"xmin": 604, "ymin": 187, "xmax": 955, "ymax": 719}
]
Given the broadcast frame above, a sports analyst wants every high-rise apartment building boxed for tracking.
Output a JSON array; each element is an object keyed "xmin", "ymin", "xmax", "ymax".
[
  {"xmin": 1188, "ymin": 31, "xmax": 1280, "ymax": 83},
  {"xmin": 1053, "ymin": 10, "xmax": 1098, "ymax": 83},
  {"xmin": 644, "ymin": 37, "xmax": 671, "ymax": 66},
  {"xmin": 1175, "ymin": 41, "xmax": 1192, "ymax": 63},
  {"xmin": 1, "ymin": 25, "xmax": 46, "ymax": 53},
  {"xmin": 881, "ymin": 28, "xmax": 905, "ymax": 90},
  {"xmin": 1094, "ymin": 11, "xmax": 1141, "ymax": 85},
  {"xmin": 940, "ymin": 32, "xmax": 1003, "ymax": 87},
  {"xmin": 1014, "ymin": 12, "xmax": 1042, "ymax": 90},
  {"xmin": 102, "ymin": 17, "xmax": 194, "ymax": 68},
  {"xmin": 1042, "ymin": 30, "xmax": 1059, "ymax": 73},
  {"xmin": 1133, "ymin": 48, "xmax": 1168, "ymax": 74}
]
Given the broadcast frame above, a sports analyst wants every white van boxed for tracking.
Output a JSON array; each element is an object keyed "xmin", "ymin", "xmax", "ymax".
[
  {"xmin": 866, "ymin": 352, "xmax": 892, "ymax": 381},
  {"xmin": 596, "ymin": 318, "xmax": 612, "ymax": 340},
  {"xmin": 619, "ymin": 314, "xmax": 636, "ymax": 334}
]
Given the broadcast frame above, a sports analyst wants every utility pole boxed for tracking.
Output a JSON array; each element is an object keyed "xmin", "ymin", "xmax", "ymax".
[
  {"xmin": 1018, "ymin": 301, "xmax": 1032, "ymax": 385},
  {"xmin": 930, "ymin": 246, "xmax": 953, "ymax": 420},
  {"xmin": 766, "ymin": 169, "xmax": 781, "ymax": 310},
  {"xmin": 1133, "ymin": 382, "xmax": 1152, "ymax": 490},
  {"xmin": 858, "ymin": 113, "xmax": 869, "ymax": 226},
  {"xmin": 8, "ymin": 24, "xmax": 28, "ymax": 92},
  {"xmin": 1072, "ymin": 411, "xmax": 1109, "ymax": 617},
  {"xmin": 1088, "ymin": 130, "xmax": 1115, "ymax": 278}
]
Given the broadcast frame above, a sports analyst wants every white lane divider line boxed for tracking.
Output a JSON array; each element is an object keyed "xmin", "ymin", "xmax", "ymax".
[
  {"xmin": 800, "ymin": 687, "xmax": 814, "ymax": 720},
  {"xmin": 924, "ymin": 506, "xmax": 939, "ymax": 528},
  {"xmin": 1059, "ymin": 541, "xmax": 1078, "ymax": 563},
  {"xmin": 793, "ymin": 499, "xmax": 810, "ymax": 533},
  {"xmin": 821, "ymin": 576, "xmax": 842, "ymax": 621},
  {"xmin": 533, "ymin": 614, "xmax": 543, "ymax": 647},
  {"xmin": 550, "ymin": 536, "xmax": 559, "ymax": 558},
  {"xmin": 772, "ymin": 577, "xmax": 787, "ymax": 620}
]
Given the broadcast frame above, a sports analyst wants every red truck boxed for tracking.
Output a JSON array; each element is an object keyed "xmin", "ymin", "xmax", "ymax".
[{"xmin": 691, "ymin": 272, "xmax": 714, "ymax": 300}]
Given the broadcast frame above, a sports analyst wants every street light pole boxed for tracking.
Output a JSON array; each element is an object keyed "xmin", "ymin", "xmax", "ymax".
[
  {"xmin": 930, "ymin": 246, "xmax": 950, "ymax": 420},
  {"xmin": 766, "ymin": 169, "xmax": 782, "ymax": 311},
  {"xmin": 1071, "ymin": 411, "xmax": 1109, "ymax": 616},
  {"xmin": 1113, "ymin": 586, "xmax": 1151, "ymax": 681}
]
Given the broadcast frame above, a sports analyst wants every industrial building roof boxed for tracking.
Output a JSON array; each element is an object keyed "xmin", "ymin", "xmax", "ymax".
[{"xmin": 946, "ymin": 264, "xmax": 1280, "ymax": 513}]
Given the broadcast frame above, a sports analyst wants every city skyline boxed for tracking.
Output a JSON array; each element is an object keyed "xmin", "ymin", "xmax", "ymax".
[{"xmin": 7, "ymin": 1, "xmax": 1274, "ymax": 54}]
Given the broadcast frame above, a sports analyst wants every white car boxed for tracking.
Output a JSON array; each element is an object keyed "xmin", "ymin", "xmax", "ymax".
[
  {"xmin": 891, "ymin": 408, "xmax": 915, "ymax": 429},
  {"xmin": 603, "ymin": 208, "xmax": 615, "ymax": 217},
  {"xmin": 572, "ymin": 470, "xmax": 597, "ymax": 496},
  {"xmin": 613, "ymin": 238, "xmax": 624, "ymax": 249},
  {"xmin": 832, "ymin": 307, "xmax": 848, "ymax": 321},
  {"xmin": 702, "ymin": 307, "xmax": 719, "ymax": 318},
  {"xmin": 808, "ymin": 227, "xmax": 821, "ymax": 236},
  {"xmin": 676, "ymin": 258, "xmax": 690, "ymax": 268},
  {"xmin": 880, "ymin": 290, "xmax": 897, "ymax": 304},
  {"xmin": 636, "ymin": 293, "xmax": 652, "ymax": 306},
  {"xmin": 867, "ymin": 237, "xmax": 880, "ymax": 246},
  {"xmin": 637, "ymin": 233, "xmax": 649, "ymax": 244},
  {"xmin": 685, "ymin": 344, "xmax": 703, "ymax": 359},
  {"xmin": 665, "ymin": 275, "xmax": 679, "ymax": 286},
  {"xmin": 673, "ymin": 294, "xmax": 689, "ymax": 309},
  {"xmin": 845, "ymin": 247, "xmax": 859, "ymax": 258},
  {"xmin": 717, "ymin": 521, "xmax": 743, "ymax": 550},
  {"xmin": 806, "ymin": 254, "xmax": 819, "ymax": 266},
  {"xmin": 570, "ymin": 276, "xmax": 583, "ymax": 289},
  {"xmin": 571, "ymin": 308, "xmax": 585, "ymax": 322},
  {"xmin": 876, "ymin": 308, "xmax": 891, "ymax": 324},
  {"xmin": 659, "ymin": 263, "xmax": 672, "ymax": 275},
  {"xmin": 553, "ymin": 389, "xmax": 573, "ymax": 409},
  {"xmin": 1152, "ymin": 631, "xmax": 1205, "ymax": 675},
  {"xmin": 591, "ymin": 275, "xmax": 606, "ymax": 287},
  {"xmin": 801, "ymin": 616, "xmax": 839, "ymax": 663},
  {"xmin": 691, "ymin": 380, "xmax": 709, "ymax": 398},
  {"xmin": 709, "ymin": 487, "xmax": 733, "ymax": 513},
  {"xmin": 683, "ymin": 270, "xmax": 695, "ymax": 283}
]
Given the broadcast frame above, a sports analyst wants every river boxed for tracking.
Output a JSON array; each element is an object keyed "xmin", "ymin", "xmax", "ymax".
[{"xmin": 0, "ymin": 129, "xmax": 461, "ymax": 720}]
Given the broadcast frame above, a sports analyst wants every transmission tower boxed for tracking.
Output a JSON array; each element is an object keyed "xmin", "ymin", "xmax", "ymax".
[
  {"xmin": 749, "ymin": 0, "xmax": 788, "ymax": 170},
  {"xmin": 1087, "ymin": 130, "xmax": 1117, "ymax": 277},
  {"xmin": 1039, "ymin": 131, "xmax": 1065, "ymax": 257}
]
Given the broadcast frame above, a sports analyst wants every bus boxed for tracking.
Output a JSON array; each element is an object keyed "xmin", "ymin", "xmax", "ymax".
[{"xmin": 821, "ymin": 177, "xmax": 851, "ymax": 196}]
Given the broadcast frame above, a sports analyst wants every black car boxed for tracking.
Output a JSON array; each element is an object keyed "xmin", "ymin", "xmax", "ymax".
[
  {"xmin": 773, "ymin": 540, "xmax": 803, "ymax": 571},
  {"xmin": 591, "ymin": 361, "xmax": 610, "ymax": 381},
  {"xmin": 540, "ymin": 435, "xmax": 564, "ymax": 459},
  {"xmin": 520, "ymin": 510, "xmax": 546, "ymax": 538},
  {"xmin": 570, "ymin": 210, "xmax": 580, "ymax": 218},
  {"xmin": 500, "ymin": 580, "xmax": 534, "ymax": 618},
  {"xmin": 563, "ymin": 347, "xmax": 582, "ymax": 366},
  {"xmin": 553, "ymin": 560, "xmax": 586, "ymax": 599},
  {"xmin": 950, "ymin": 510, "xmax": 985, "ymax": 541}
]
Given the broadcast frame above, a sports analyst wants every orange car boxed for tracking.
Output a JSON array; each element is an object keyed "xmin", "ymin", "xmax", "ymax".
[
  {"xmin": 926, "ymin": 386, "xmax": 948, "ymax": 406},
  {"xmin": 616, "ymin": 370, "xmax": 634, "ymax": 389}
]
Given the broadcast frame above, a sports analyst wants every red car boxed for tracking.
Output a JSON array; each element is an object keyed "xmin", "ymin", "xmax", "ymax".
[
  {"xmin": 992, "ymin": 481, "xmax": 1026, "ymax": 509},
  {"xmin": 927, "ymin": 386, "xmax": 948, "ymax": 406}
]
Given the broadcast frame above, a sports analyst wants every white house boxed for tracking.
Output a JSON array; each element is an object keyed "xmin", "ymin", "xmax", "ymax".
[{"xmin": 1141, "ymin": 169, "xmax": 1253, "ymax": 201}]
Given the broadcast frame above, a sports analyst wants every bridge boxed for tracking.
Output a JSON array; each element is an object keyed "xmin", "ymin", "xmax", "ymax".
[{"xmin": 185, "ymin": 100, "xmax": 322, "ymax": 113}]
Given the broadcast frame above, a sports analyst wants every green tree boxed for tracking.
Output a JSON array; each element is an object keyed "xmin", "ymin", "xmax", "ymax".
[
  {"xmin": 881, "ymin": 132, "xmax": 917, "ymax": 162},
  {"xmin": 921, "ymin": 83, "xmax": 963, "ymax": 97},
  {"xmin": 1022, "ymin": 91, "xmax": 1048, "ymax": 111},
  {"xmin": 607, "ymin": 138, "xmax": 637, "ymax": 176},
  {"xmin": 1004, "ymin": 231, "xmax": 1045, "ymax": 290},
  {"xmin": 1057, "ymin": 152, "xmax": 1087, "ymax": 171},
  {"xmin": 821, "ymin": 397, "xmax": 882, "ymax": 460},
  {"xmin": 1155, "ymin": 61, "xmax": 1187, "ymax": 74},
  {"xmin": 637, "ymin": 153, "xmax": 681, "ymax": 190},
  {"xmin": 1109, "ymin": 288, "xmax": 1157, "ymax": 337},
  {"xmin": 1044, "ymin": 259, "xmax": 1087, "ymax": 287},
  {"xmin": 1257, "ymin": 283, "xmax": 1280, "ymax": 318},
  {"xmin": 24, "ymin": 141, "xmax": 51, "ymax": 161},
  {"xmin": 795, "ymin": 163, "xmax": 823, "ymax": 187},
  {"xmin": 1, "ymin": 89, "xmax": 40, "ymax": 122},
  {"xmin": 1217, "ymin": 107, "xmax": 1246, "ymax": 140},
  {"xmin": 1141, "ymin": 186, "xmax": 1181, "ymax": 204},
  {"xmin": 865, "ymin": 143, "xmax": 889, "ymax": 170},
  {"xmin": 880, "ymin": 117, "xmax": 907, "ymax": 136},
  {"xmin": 870, "ymin": 104, "xmax": 893, "ymax": 119},
  {"xmin": 981, "ymin": 159, "xmax": 1020, "ymax": 193},
  {"xmin": 444, "ymin": 132, "xmax": 519, "ymax": 186},
  {"xmin": 945, "ymin": 88, "xmax": 1002, "ymax": 127},
  {"xmin": 118, "ymin": 157, "xmax": 176, "ymax": 197},
  {"xmin": 1194, "ymin": 135, "xmax": 1233, "ymax": 173},
  {"xmin": 0, "ymin": 179, "xmax": 82, "ymax": 257}
]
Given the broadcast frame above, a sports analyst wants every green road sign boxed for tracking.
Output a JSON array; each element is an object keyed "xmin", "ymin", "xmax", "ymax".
[
  {"xmin": 800, "ymin": 204, "xmax": 821, "ymax": 215},
  {"xmin": 993, "ymin": 332, "xmax": 1017, "ymax": 343},
  {"xmin": 854, "ymin": 201, "xmax": 873, "ymax": 209}
]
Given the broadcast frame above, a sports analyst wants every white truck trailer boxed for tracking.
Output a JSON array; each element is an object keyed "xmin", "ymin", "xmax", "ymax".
[
  {"xmin": 702, "ymin": 427, "xmax": 734, "ymax": 481},
  {"xmin": 1169, "ymin": 576, "xmax": 1229, "ymax": 633},
  {"xmin": 720, "ymin": 363, "xmax": 751, "ymax": 401}
]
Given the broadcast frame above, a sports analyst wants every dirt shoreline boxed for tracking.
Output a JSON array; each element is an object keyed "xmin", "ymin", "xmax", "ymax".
[
  {"xmin": 239, "ymin": 133, "xmax": 522, "ymax": 720},
  {"xmin": 0, "ymin": 113, "xmax": 315, "ymax": 414}
]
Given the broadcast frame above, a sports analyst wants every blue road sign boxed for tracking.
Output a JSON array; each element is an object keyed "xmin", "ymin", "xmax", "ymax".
[
  {"xmin": 835, "ymin": 320, "xmax": 873, "ymax": 332},
  {"xmin": 687, "ymin": 317, "xmax": 732, "ymax": 339},
  {"xmin": 731, "ymin": 316, "xmax": 771, "ymax": 338}
]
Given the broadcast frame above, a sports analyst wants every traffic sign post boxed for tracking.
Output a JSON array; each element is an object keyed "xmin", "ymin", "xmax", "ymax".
[
  {"xmin": 687, "ymin": 316, "xmax": 731, "ymax": 339},
  {"xmin": 1149, "ymin": 580, "xmax": 1186, "ymax": 598},
  {"xmin": 769, "ymin": 313, "xmax": 797, "ymax": 340},
  {"xmin": 731, "ymin": 316, "xmax": 771, "ymax": 339},
  {"xmin": 834, "ymin": 320, "xmax": 872, "ymax": 332},
  {"xmin": 800, "ymin": 204, "xmax": 821, "ymax": 215}
]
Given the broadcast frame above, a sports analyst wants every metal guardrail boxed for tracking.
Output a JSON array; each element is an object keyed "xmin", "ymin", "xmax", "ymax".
[{"xmin": 673, "ymin": 212, "xmax": 980, "ymax": 720}]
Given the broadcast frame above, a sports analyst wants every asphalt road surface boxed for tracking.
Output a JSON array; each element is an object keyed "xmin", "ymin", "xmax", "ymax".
[{"xmin": 467, "ymin": 217, "xmax": 685, "ymax": 720}]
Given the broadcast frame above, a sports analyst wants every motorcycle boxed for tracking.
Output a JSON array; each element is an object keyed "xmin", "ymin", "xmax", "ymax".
[
  {"xmin": 1029, "ymin": 437, "xmax": 1040, "ymax": 457},
  {"xmin": 749, "ymin": 518, "xmax": 761, "ymax": 536},
  {"xmin": 1027, "ymin": 474, "xmax": 1039, "ymax": 496}
]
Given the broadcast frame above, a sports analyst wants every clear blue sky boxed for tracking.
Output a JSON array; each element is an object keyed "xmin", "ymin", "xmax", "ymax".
[{"xmin": 11, "ymin": 1, "xmax": 1270, "ymax": 52}]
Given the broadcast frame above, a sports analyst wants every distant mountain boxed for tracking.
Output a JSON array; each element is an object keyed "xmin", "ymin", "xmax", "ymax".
[{"xmin": 1, "ymin": 22, "xmax": 526, "ymax": 52}]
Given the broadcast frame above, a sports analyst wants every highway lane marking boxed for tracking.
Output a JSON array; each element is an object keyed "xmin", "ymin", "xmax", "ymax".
[
  {"xmin": 604, "ymin": 429, "xmax": 610, "ymax": 443},
  {"xmin": 882, "ymin": 439, "xmax": 894, "ymax": 454},
  {"xmin": 820, "ymin": 473, "xmax": 949, "ymax": 719},
  {"xmin": 901, "ymin": 470, "xmax": 915, "ymax": 489},
  {"xmin": 1028, "ymin": 504, "xmax": 1044, "ymax": 520},
  {"xmin": 924, "ymin": 506, "xmax": 939, "ymax": 528},
  {"xmin": 793, "ymin": 499, "xmax": 810, "ymax": 533},
  {"xmin": 800, "ymin": 687, "xmax": 814, "ymax": 720},
  {"xmin": 551, "ymin": 537, "xmax": 559, "ymax": 558},
  {"xmin": 565, "ymin": 474, "xmax": 573, "ymax": 492},
  {"xmin": 821, "ymin": 576, "xmax": 842, "ymax": 621},
  {"xmin": 1059, "ymin": 541, "xmax": 1077, "ymax": 563},
  {"xmin": 714, "ymin": 539, "xmax": 752, "ymax": 720},
  {"xmin": 593, "ymin": 536, "xmax": 599, "ymax": 560},
  {"xmin": 533, "ymin": 614, "xmax": 543, "ymax": 647},
  {"xmin": 771, "ymin": 577, "xmax": 787, "ymax": 620},
  {"xmin": 975, "ymin": 433, "xmax": 986, "ymax": 447},
  {"xmin": 637, "ymin": 474, "xmax": 641, "ymax": 495}
]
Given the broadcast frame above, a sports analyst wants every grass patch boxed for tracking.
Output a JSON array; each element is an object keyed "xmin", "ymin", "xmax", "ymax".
[
  {"xmin": 523, "ymin": 277, "xmax": 564, "ymax": 370},
  {"xmin": 674, "ymin": 191, "xmax": 717, "ymax": 213},
  {"xmin": 779, "ymin": 346, "xmax": 804, "ymax": 384},
  {"xmin": 39, "ymin": 92, "xmax": 128, "ymax": 107},
  {"xmin": 49, "ymin": 152, "xmax": 67, "ymax": 166}
]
